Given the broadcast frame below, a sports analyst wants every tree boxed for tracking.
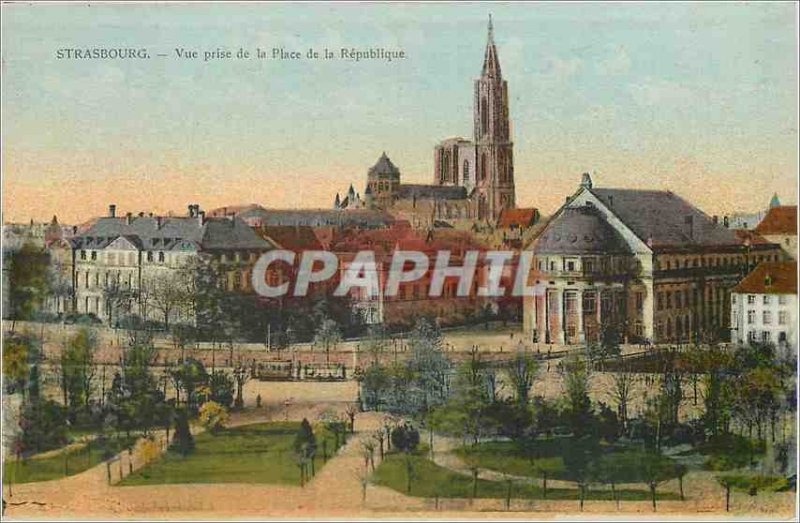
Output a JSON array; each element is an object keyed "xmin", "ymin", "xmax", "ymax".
[
  {"xmin": 294, "ymin": 418, "xmax": 317, "ymax": 484},
  {"xmin": 363, "ymin": 324, "xmax": 388, "ymax": 365},
  {"xmin": 505, "ymin": 350, "xmax": 537, "ymax": 405},
  {"xmin": 6, "ymin": 241, "xmax": 51, "ymax": 329},
  {"xmin": 170, "ymin": 358, "xmax": 208, "ymax": 412},
  {"xmin": 588, "ymin": 452, "xmax": 640, "ymax": 509},
  {"xmin": 199, "ymin": 401, "xmax": 228, "ymax": 434},
  {"xmin": 640, "ymin": 452, "xmax": 676, "ymax": 512},
  {"xmin": 405, "ymin": 318, "xmax": 452, "ymax": 413},
  {"xmin": 172, "ymin": 407, "xmax": 194, "ymax": 455},
  {"xmin": 59, "ymin": 328, "xmax": 98, "ymax": 413},
  {"xmin": 208, "ymin": 370, "xmax": 235, "ymax": 408},
  {"xmin": 609, "ymin": 365, "xmax": 636, "ymax": 430},
  {"xmin": 314, "ymin": 318, "xmax": 342, "ymax": 364},
  {"xmin": 558, "ymin": 354, "xmax": 593, "ymax": 437},
  {"xmin": 3, "ymin": 335, "xmax": 36, "ymax": 397},
  {"xmin": 391, "ymin": 423, "xmax": 420, "ymax": 494},
  {"xmin": 232, "ymin": 363, "xmax": 250, "ymax": 410}
]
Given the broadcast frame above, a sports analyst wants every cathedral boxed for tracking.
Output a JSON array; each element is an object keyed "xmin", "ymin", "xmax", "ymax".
[{"xmin": 335, "ymin": 17, "xmax": 516, "ymax": 226}]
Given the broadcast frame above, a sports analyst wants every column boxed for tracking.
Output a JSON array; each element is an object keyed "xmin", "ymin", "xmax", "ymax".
[
  {"xmin": 557, "ymin": 288, "xmax": 566, "ymax": 345},
  {"xmin": 544, "ymin": 290, "xmax": 551, "ymax": 344},
  {"xmin": 577, "ymin": 289, "xmax": 585, "ymax": 343}
]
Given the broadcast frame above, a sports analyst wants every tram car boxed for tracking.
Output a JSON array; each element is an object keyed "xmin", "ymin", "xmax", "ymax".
[{"xmin": 252, "ymin": 360, "xmax": 294, "ymax": 381}]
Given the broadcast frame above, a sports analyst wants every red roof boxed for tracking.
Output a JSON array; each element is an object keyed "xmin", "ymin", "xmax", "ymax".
[
  {"xmin": 733, "ymin": 261, "xmax": 797, "ymax": 295},
  {"xmin": 255, "ymin": 225, "xmax": 323, "ymax": 251},
  {"xmin": 497, "ymin": 208, "xmax": 539, "ymax": 228},
  {"xmin": 734, "ymin": 229, "xmax": 773, "ymax": 245},
  {"xmin": 755, "ymin": 206, "xmax": 797, "ymax": 236}
]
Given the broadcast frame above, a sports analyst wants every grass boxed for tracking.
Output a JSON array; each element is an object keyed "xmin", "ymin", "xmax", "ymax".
[
  {"xmin": 3, "ymin": 435, "xmax": 138, "ymax": 484},
  {"xmin": 119, "ymin": 421, "xmax": 335, "ymax": 486},
  {"xmin": 372, "ymin": 448, "xmax": 678, "ymax": 501}
]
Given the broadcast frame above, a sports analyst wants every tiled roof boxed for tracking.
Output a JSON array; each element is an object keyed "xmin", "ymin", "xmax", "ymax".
[
  {"xmin": 497, "ymin": 208, "xmax": 539, "ymax": 228},
  {"xmin": 256, "ymin": 225, "xmax": 324, "ymax": 251},
  {"xmin": 533, "ymin": 205, "xmax": 632, "ymax": 255},
  {"xmin": 734, "ymin": 229, "xmax": 773, "ymax": 246},
  {"xmin": 590, "ymin": 188, "xmax": 740, "ymax": 250},
  {"xmin": 733, "ymin": 261, "xmax": 797, "ymax": 295},
  {"xmin": 754, "ymin": 206, "xmax": 797, "ymax": 236},
  {"xmin": 397, "ymin": 184, "xmax": 468, "ymax": 201},
  {"xmin": 73, "ymin": 215, "xmax": 271, "ymax": 251},
  {"xmin": 240, "ymin": 208, "xmax": 394, "ymax": 228},
  {"xmin": 368, "ymin": 153, "xmax": 401, "ymax": 178}
]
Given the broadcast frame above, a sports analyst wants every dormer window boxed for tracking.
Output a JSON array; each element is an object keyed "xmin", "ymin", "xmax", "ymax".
[{"xmin": 91, "ymin": 251, "xmax": 97, "ymax": 261}]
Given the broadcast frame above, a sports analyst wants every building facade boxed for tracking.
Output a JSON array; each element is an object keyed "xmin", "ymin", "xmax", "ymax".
[
  {"xmin": 730, "ymin": 261, "xmax": 797, "ymax": 352},
  {"xmin": 523, "ymin": 174, "xmax": 786, "ymax": 345},
  {"xmin": 334, "ymin": 18, "xmax": 517, "ymax": 226}
]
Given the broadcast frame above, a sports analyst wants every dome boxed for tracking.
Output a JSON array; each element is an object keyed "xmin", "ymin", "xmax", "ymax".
[{"xmin": 532, "ymin": 205, "xmax": 632, "ymax": 255}]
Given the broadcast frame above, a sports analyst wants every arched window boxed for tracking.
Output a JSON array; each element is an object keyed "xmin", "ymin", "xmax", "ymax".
[
  {"xmin": 480, "ymin": 153, "xmax": 487, "ymax": 182},
  {"xmin": 463, "ymin": 160, "xmax": 470, "ymax": 183}
]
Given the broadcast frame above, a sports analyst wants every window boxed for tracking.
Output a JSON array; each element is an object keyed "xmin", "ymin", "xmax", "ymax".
[
  {"xmin": 748, "ymin": 330, "xmax": 757, "ymax": 342},
  {"xmin": 158, "ymin": 251, "xmax": 165, "ymax": 263},
  {"xmin": 549, "ymin": 261, "xmax": 556, "ymax": 271},
  {"xmin": 584, "ymin": 259, "xmax": 595, "ymax": 273},
  {"xmin": 747, "ymin": 295, "xmax": 756, "ymax": 304},
  {"xmin": 583, "ymin": 292, "xmax": 596, "ymax": 313},
  {"xmin": 747, "ymin": 310, "xmax": 756, "ymax": 324},
  {"xmin": 779, "ymin": 295, "xmax": 788, "ymax": 305},
  {"xmin": 91, "ymin": 251, "xmax": 97, "ymax": 261},
  {"xmin": 657, "ymin": 293, "xmax": 664, "ymax": 311},
  {"xmin": 732, "ymin": 295, "xmax": 737, "ymax": 304},
  {"xmin": 676, "ymin": 292, "xmax": 683, "ymax": 309},
  {"xmin": 763, "ymin": 311, "xmax": 772, "ymax": 325},
  {"xmin": 147, "ymin": 251, "xmax": 154, "ymax": 262},
  {"xmin": 666, "ymin": 292, "xmax": 673, "ymax": 309},
  {"xmin": 566, "ymin": 260, "xmax": 576, "ymax": 272},
  {"xmin": 763, "ymin": 295, "xmax": 771, "ymax": 305},
  {"xmin": 762, "ymin": 331, "xmax": 771, "ymax": 343},
  {"xmin": 636, "ymin": 292, "xmax": 644, "ymax": 312},
  {"xmin": 80, "ymin": 250, "xmax": 86, "ymax": 260},
  {"xmin": 779, "ymin": 311, "xmax": 788, "ymax": 325},
  {"xmin": 463, "ymin": 160, "xmax": 470, "ymax": 182}
]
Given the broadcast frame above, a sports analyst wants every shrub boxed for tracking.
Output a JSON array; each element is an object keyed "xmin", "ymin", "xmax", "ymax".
[
  {"xmin": 391, "ymin": 423, "xmax": 420, "ymax": 453},
  {"xmin": 198, "ymin": 401, "xmax": 229, "ymax": 434}
]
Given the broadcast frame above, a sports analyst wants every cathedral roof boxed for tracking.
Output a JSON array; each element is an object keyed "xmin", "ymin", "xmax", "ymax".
[
  {"xmin": 532, "ymin": 205, "xmax": 631, "ymax": 255},
  {"xmin": 397, "ymin": 184, "xmax": 468, "ymax": 201},
  {"xmin": 368, "ymin": 152, "xmax": 401, "ymax": 178},
  {"xmin": 482, "ymin": 15, "xmax": 501, "ymax": 79}
]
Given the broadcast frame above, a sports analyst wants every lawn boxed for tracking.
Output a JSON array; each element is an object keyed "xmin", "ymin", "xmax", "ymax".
[
  {"xmin": 119, "ymin": 421, "xmax": 335, "ymax": 486},
  {"xmin": 372, "ymin": 448, "xmax": 678, "ymax": 501},
  {"xmin": 3, "ymin": 435, "xmax": 138, "ymax": 484}
]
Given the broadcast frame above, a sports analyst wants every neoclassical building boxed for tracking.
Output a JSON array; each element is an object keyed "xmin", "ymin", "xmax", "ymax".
[
  {"xmin": 523, "ymin": 174, "xmax": 786, "ymax": 345},
  {"xmin": 335, "ymin": 17, "xmax": 517, "ymax": 225}
]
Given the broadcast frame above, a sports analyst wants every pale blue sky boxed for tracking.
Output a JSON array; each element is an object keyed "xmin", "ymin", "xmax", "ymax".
[{"xmin": 2, "ymin": 2, "xmax": 797, "ymax": 223}]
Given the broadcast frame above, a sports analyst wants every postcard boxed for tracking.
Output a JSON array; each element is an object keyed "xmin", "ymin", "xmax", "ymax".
[{"xmin": 1, "ymin": 2, "xmax": 798, "ymax": 521}]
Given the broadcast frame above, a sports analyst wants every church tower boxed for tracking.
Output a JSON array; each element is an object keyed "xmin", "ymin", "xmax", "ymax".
[{"xmin": 473, "ymin": 15, "xmax": 515, "ymax": 221}]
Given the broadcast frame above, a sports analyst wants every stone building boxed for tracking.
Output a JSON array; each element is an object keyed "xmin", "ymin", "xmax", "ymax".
[
  {"xmin": 523, "ymin": 174, "xmax": 786, "ymax": 345},
  {"xmin": 67, "ymin": 204, "xmax": 273, "ymax": 325},
  {"xmin": 335, "ymin": 17, "xmax": 517, "ymax": 226},
  {"xmin": 730, "ymin": 261, "xmax": 797, "ymax": 352}
]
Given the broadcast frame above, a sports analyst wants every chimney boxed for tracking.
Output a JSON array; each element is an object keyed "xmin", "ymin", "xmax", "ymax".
[
  {"xmin": 125, "ymin": 212, "xmax": 133, "ymax": 225},
  {"xmin": 109, "ymin": 204, "xmax": 117, "ymax": 218},
  {"xmin": 684, "ymin": 215, "xmax": 694, "ymax": 239},
  {"xmin": 72, "ymin": 225, "xmax": 78, "ymax": 235},
  {"xmin": 138, "ymin": 211, "xmax": 145, "ymax": 218},
  {"xmin": 188, "ymin": 204, "xmax": 196, "ymax": 218},
  {"xmin": 723, "ymin": 216, "xmax": 730, "ymax": 228},
  {"xmin": 156, "ymin": 216, "xmax": 163, "ymax": 229},
  {"xmin": 198, "ymin": 210, "xmax": 206, "ymax": 226}
]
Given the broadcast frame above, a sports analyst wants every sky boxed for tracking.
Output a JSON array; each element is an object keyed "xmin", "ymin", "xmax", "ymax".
[{"xmin": 2, "ymin": 2, "xmax": 798, "ymax": 224}]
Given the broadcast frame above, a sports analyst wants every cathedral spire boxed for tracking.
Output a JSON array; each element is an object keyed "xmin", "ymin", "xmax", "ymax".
[{"xmin": 482, "ymin": 14, "xmax": 501, "ymax": 79}]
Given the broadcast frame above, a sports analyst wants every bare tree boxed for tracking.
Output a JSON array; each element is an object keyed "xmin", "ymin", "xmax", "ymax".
[{"xmin": 610, "ymin": 366, "xmax": 636, "ymax": 430}]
